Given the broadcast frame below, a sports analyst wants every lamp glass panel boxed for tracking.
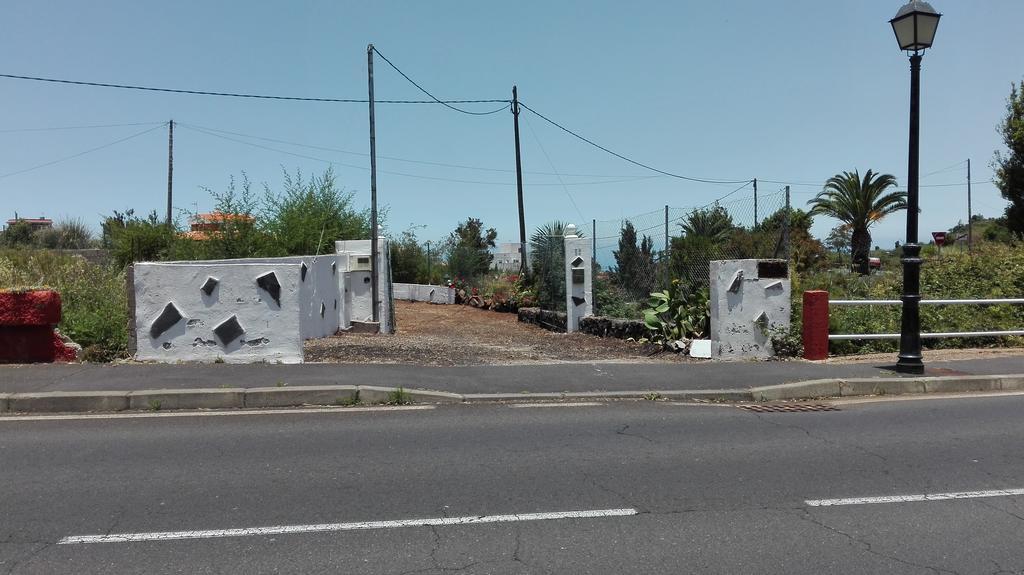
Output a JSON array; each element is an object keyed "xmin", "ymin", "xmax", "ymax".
[
  {"xmin": 891, "ymin": 15, "xmax": 917, "ymax": 50},
  {"xmin": 915, "ymin": 13, "xmax": 940, "ymax": 47}
]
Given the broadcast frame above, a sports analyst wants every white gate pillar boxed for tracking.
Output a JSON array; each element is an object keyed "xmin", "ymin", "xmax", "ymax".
[{"xmin": 563, "ymin": 224, "xmax": 593, "ymax": 332}]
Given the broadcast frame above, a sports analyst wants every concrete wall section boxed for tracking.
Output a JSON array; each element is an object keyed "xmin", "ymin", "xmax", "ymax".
[
  {"xmin": 393, "ymin": 283, "xmax": 455, "ymax": 304},
  {"xmin": 184, "ymin": 255, "xmax": 344, "ymax": 340},
  {"xmin": 709, "ymin": 259, "xmax": 791, "ymax": 360},
  {"xmin": 134, "ymin": 262, "xmax": 304, "ymax": 363}
]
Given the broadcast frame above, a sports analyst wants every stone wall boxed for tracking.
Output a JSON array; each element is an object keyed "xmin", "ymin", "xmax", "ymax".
[
  {"xmin": 578, "ymin": 315, "xmax": 648, "ymax": 340},
  {"xmin": 518, "ymin": 307, "xmax": 648, "ymax": 340}
]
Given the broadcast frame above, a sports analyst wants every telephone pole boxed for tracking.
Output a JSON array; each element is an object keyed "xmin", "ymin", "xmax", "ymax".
[
  {"xmin": 783, "ymin": 186, "xmax": 791, "ymax": 260},
  {"xmin": 512, "ymin": 86, "xmax": 528, "ymax": 279},
  {"xmin": 663, "ymin": 205, "xmax": 670, "ymax": 287},
  {"xmin": 753, "ymin": 178, "xmax": 759, "ymax": 227},
  {"xmin": 166, "ymin": 120, "xmax": 174, "ymax": 226},
  {"xmin": 367, "ymin": 45, "xmax": 379, "ymax": 323},
  {"xmin": 967, "ymin": 158, "xmax": 973, "ymax": 253}
]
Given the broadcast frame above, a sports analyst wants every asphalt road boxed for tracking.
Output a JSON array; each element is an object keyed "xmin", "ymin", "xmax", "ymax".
[
  {"xmin": 4, "ymin": 396, "xmax": 1024, "ymax": 573},
  {"xmin": 2, "ymin": 355, "xmax": 1023, "ymax": 394}
]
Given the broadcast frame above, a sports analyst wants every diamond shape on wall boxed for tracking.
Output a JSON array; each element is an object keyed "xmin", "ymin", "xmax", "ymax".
[
  {"xmin": 300, "ymin": 262, "xmax": 308, "ymax": 282},
  {"xmin": 256, "ymin": 271, "xmax": 282, "ymax": 306},
  {"xmin": 571, "ymin": 256, "xmax": 584, "ymax": 267},
  {"xmin": 213, "ymin": 315, "xmax": 245, "ymax": 346},
  {"xmin": 572, "ymin": 296, "xmax": 586, "ymax": 306},
  {"xmin": 149, "ymin": 302, "xmax": 183, "ymax": 339},
  {"xmin": 320, "ymin": 301, "xmax": 326, "ymax": 318},
  {"xmin": 200, "ymin": 276, "xmax": 219, "ymax": 296}
]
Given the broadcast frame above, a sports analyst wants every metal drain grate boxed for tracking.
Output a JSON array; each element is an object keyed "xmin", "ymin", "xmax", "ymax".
[{"xmin": 738, "ymin": 404, "xmax": 840, "ymax": 413}]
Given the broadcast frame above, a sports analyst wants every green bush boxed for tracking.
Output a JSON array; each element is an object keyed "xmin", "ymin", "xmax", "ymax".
[
  {"xmin": 798, "ymin": 244, "xmax": 1024, "ymax": 354},
  {"xmin": 0, "ymin": 249, "xmax": 129, "ymax": 361}
]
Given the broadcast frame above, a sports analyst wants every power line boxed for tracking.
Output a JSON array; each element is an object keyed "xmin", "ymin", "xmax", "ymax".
[
  {"xmin": 0, "ymin": 124, "xmax": 165, "ymax": 179},
  {"xmin": 180, "ymin": 124, "xmax": 658, "ymax": 187},
  {"xmin": 522, "ymin": 113, "xmax": 585, "ymax": 220},
  {"xmin": 178, "ymin": 122, "xmax": 658, "ymax": 178},
  {"xmin": 0, "ymin": 72, "xmax": 507, "ymax": 105},
  {"xmin": 518, "ymin": 101, "xmax": 752, "ymax": 185},
  {"xmin": 370, "ymin": 47, "xmax": 510, "ymax": 116},
  {"xmin": 0, "ymin": 121, "xmax": 165, "ymax": 133}
]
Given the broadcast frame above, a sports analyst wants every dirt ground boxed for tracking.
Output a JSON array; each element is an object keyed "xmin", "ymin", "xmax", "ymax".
[{"xmin": 304, "ymin": 301, "xmax": 685, "ymax": 366}]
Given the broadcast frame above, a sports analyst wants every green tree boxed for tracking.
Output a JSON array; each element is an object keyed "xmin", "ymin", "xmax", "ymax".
[
  {"xmin": 260, "ymin": 167, "xmax": 369, "ymax": 256},
  {"xmin": 2, "ymin": 220, "xmax": 34, "ymax": 247},
  {"xmin": 680, "ymin": 205, "xmax": 733, "ymax": 243},
  {"xmin": 101, "ymin": 209, "xmax": 175, "ymax": 268},
  {"xmin": 611, "ymin": 221, "xmax": 656, "ymax": 300},
  {"xmin": 992, "ymin": 80, "xmax": 1024, "ymax": 237},
  {"xmin": 390, "ymin": 230, "xmax": 426, "ymax": 284},
  {"xmin": 807, "ymin": 169, "xmax": 905, "ymax": 275},
  {"xmin": 448, "ymin": 217, "xmax": 497, "ymax": 279}
]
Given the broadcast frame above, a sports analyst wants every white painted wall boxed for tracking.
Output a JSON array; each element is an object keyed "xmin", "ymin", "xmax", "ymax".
[
  {"xmin": 191, "ymin": 255, "xmax": 344, "ymax": 340},
  {"xmin": 393, "ymin": 283, "xmax": 455, "ymax": 304},
  {"xmin": 709, "ymin": 259, "xmax": 791, "ymax": 360},
  {"xmin": 134, "ymin": 261, "xmax": 304, "ymax": 363},
  {"xmin": 563, "ymin": 225, "xmax": 593, "ymax": 333}
]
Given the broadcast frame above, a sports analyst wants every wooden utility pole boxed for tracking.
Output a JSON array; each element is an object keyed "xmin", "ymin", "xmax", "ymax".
[
  {"xmin": 367, "ymin": 45, "xmax": 379, "ymax": 323},
  {"xmin": 783, "ymin": 186, "xmax": 791, "ymax": 260},
  {"xmin": 753, "ymin": 178, "xmax": 758, "ymax": 227},
  {"xmin": 663, "ymin": 205, "xmax": 670, "ymax": 287},
  {"xmin": 512, "ymin": 86, "xmax": 528, "ymax": 279},
  {"xmin": 166, "ymin": 120, "xmax": 174, "ymax": 226},
  {"xmin": 967, "ymin": 158, "xmax": 973, "ymax": 253}
]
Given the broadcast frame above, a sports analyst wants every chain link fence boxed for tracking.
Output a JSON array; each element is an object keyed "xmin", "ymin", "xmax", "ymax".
[{"xmin": 576, "ymin": 185, "xmax": 792, "ymax": 319}]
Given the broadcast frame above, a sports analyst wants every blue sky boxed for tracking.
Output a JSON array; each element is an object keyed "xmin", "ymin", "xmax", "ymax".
[{"xmin": 1, "ymin": 0, "xmax": 1020, "ymax": 251}]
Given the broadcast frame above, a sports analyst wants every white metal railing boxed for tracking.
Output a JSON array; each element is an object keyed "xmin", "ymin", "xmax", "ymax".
[{"xmin": 828, "ymin": 298, "xmax": 1024, "ymax": 341}]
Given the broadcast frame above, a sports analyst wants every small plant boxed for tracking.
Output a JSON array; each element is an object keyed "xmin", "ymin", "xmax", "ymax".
[
  {"xmin": 766, "ymin": 324, "xmax": 803, "ymax": 359},
  {"xmin": 643, "ymin": 392, "xmax": 661, "ymax": 401},
  {"xmin": 334, "ymin": 391, "xmax": 360, "ymax": 406},
  {"xmin": 213, "ymin": 356, "xmax": 226, "ymax": 364},
  {"xmin": 387, "ymin": 387, "xmax": 411, "ymax": 405},
  {"xmin": 276, "ymin": 380, "xmax": 288, "ymax": 387},
  {"xmin": 147, "ymin": 399, "xmax": 162, "ymax": 411},
  {"xmin": 639, "ymin": 280, "xmax": 710, "ymax": 351}
]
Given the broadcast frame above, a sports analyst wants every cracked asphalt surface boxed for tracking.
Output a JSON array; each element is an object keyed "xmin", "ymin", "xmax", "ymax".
[{"xmin": 4, "ymin": 396, "xmax": 1024, "ymax": 573}]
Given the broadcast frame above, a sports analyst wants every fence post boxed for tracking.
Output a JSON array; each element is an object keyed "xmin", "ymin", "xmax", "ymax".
[{"xmin": 802, "ymin": 290, "xmax": 829, "ymax": 360}]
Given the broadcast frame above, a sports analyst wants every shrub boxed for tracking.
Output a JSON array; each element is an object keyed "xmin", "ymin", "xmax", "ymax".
[
  {"xmin": 640, "ymin": 280, "xmax": 710, "ymax": 350},
  {"xmin": 798, "ymin": 244, "xmax": 1024, "ymax": 354},
  {"xmin": 0, "ymin": 249, "xmax": 129, "ymax": 361}
]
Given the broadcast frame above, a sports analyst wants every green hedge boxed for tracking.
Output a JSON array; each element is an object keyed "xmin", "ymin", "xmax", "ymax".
[{"xmin": 797, "ymin": 244, "xmax": 1024, "ymax": 354}]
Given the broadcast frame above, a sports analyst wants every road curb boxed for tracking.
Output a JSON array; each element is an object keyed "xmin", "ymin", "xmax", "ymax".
[
  {"xmin": 750, "ymin": 374, "xmax": 1024, "ymax": 402},
  {"xmin": 2, "ymin": 374, "xmax": 1022, "ymax": 414}
]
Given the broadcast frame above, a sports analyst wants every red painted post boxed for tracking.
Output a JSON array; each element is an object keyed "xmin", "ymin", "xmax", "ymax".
[{"xmin": 802, "ymin": 290, "xmax": 830, "ymax": 360}]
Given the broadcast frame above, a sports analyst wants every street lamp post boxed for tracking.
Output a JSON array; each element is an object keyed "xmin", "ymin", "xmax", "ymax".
[{"xmin": 890, "ymin": 1, "xmax": 941, "ymax": 374}]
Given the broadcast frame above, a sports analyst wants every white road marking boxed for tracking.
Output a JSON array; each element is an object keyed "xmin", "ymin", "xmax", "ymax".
[
  {"xmin": 58, "ymin": 508, "xmax": 639, "ymax": 545},
  {"xmin": 510, "ymin": 402, "xmax": 604, "ymax": 408},
  {"xmin": 829, "ymin": 390, "xmax": 1024, "ymax": 406},
  {"xmin": 0, "ymin": 405, "xmax": 434, "ymax": 422},
  {"xmin": 806, "ymin": 488, "xmax": 1024, "ymax": 507}
]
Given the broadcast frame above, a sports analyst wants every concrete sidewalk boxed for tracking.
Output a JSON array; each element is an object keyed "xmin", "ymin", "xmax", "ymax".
[{"xmin": 1, "ymin": 356, "xmax": 1021, "ymax": 395}]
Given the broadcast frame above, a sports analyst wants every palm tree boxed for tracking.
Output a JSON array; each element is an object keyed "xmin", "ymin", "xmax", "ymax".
[
  {"xmin": 530, "ymin": 221, "xmax": 581, "ymax": 309},
  {"xmin": 808, "ymin": 170, "xmax": 906, "ymax": 275},
  {"xmin": 680, "ymin": 205, "xmax": 733, "ymax": 243}
]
